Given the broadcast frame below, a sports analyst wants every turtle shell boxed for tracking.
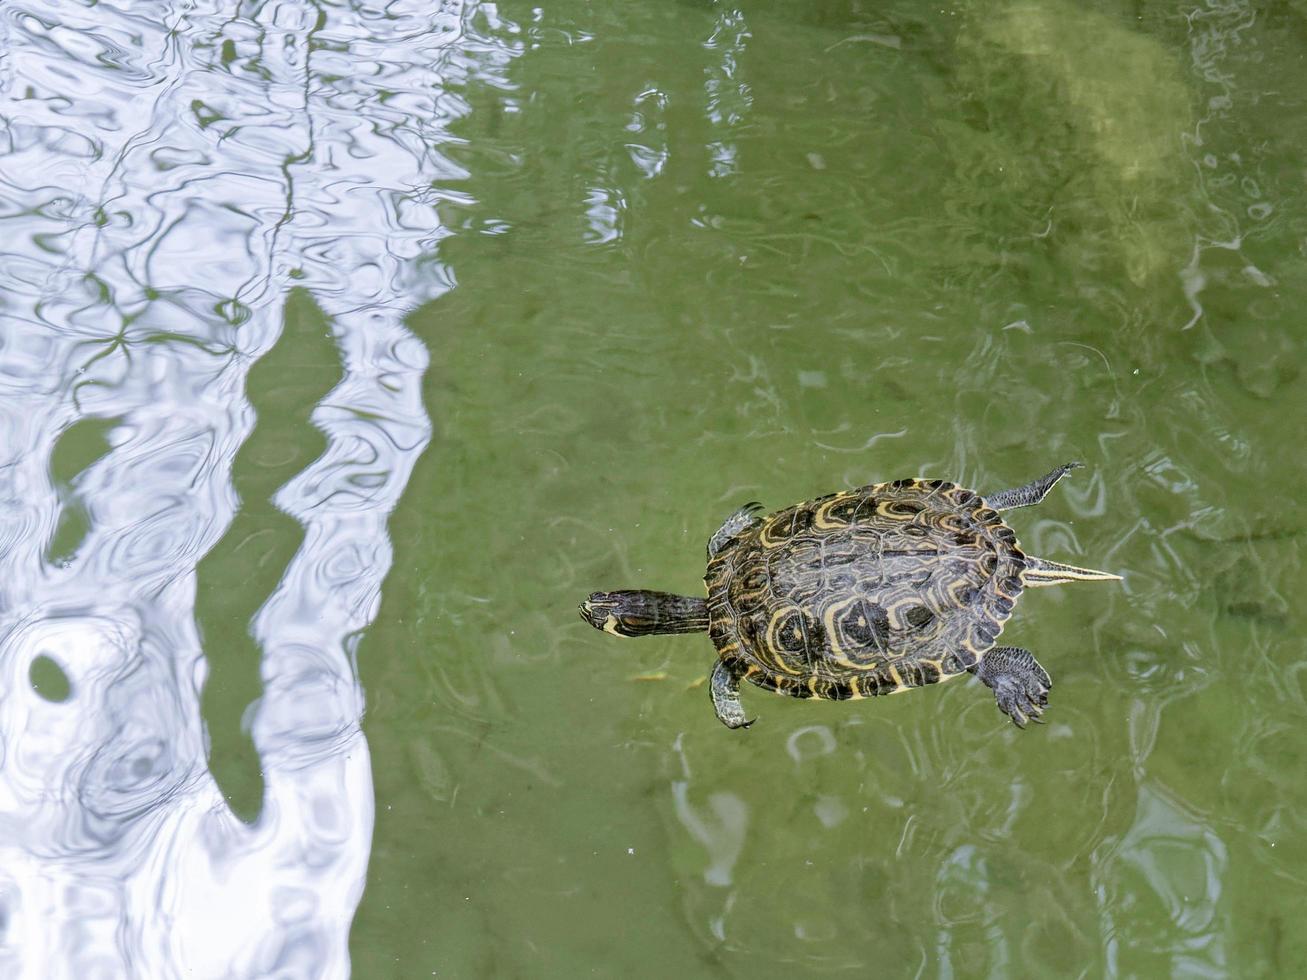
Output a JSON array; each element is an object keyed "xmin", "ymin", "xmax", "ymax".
[{"xmin": 703, "ymin": 479, "xmax": 1027, "ymax": 700}]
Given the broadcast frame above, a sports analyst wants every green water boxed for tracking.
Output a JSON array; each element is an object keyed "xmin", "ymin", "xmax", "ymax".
[{"xmin": 349, "ymin": 2, "xmax": 1307, "ymax": 976}]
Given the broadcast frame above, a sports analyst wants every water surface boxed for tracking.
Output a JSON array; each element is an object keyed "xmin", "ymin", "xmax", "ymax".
[{"xmin": 2, "ymin": 0, "xmax": 1305, "ymax": 977}]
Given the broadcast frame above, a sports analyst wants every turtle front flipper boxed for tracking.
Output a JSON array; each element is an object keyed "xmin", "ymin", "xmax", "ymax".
[
  {"xmin": 708, "ymin": 502, "xmax": 764, "ymax": 558},
  {"xmin": 971, "ymin": 646, "xmax": 1051, "ymax": 728},
  {"xmin": 579, "ymin": 590, "xmax": 710, "ymax": 636},
  {"xmin": 986, "ymin": 462, "xmax": 1082, "ymax": 511},
  {"xmin": 710, "ymin": 659, "xmax": 754, "ymax": 729}
]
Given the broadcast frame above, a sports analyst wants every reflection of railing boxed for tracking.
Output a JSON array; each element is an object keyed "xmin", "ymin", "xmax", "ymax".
[{"xmin": 0, "ymin": 1, "xmax": 513, "ymax": 975}]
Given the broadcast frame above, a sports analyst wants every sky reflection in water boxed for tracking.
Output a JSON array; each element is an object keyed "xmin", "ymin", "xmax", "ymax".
[{"xmin": 0, "ymin": 1, "xmax": 513, "ymax": 975}]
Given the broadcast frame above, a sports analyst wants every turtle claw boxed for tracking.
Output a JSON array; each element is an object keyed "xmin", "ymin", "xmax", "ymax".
[
  {"xmin": 974, "ymin": 646, "xmax": 1053, "ymax": 731},
  {"xmin": 1023, "ymin": 696, "xmax": 1048, "ymax": 725}
]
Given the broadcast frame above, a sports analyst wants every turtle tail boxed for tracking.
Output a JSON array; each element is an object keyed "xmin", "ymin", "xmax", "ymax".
[
  {"xmin": 1021, "ymin": 556, "xmax": 1121, "ymax": 587},
  {"xmin": 579, "ymin": 590, "xmax": 710, "ymax": 637}
]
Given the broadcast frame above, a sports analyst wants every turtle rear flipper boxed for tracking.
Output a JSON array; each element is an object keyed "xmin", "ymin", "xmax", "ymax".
[
  {"xmin": 971, "ymin": 646, "xmax": 1051, "ymax": 728},
  {"xmin": 987, "ymin": 462, "xmax": 1082, "ymax": 511}
]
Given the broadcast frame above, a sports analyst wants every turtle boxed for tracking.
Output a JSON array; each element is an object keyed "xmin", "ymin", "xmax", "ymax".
[{"xmin": 579, "ymin": 462, "xmax": 1120, "ymax": 729}]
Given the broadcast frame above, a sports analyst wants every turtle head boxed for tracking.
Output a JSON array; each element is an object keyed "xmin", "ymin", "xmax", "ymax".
[
  {"xmin": 579, "ymin": 591, "xmax": 652, "ymax": 636},
  {"xmin": 579, "ymin": 590, "xmax": 711, "ymax": 636}
]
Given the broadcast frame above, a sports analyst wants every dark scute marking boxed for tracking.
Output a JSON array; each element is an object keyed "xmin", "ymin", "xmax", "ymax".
[
  {"xmin": 773, "ymin": 609, "xmax": 809, "ymax": 654},
  {"xmin": 806, "ymin": 617, "xmax": 829, "ymax": 652},
  {"xmin": 896, "ymin": 662, "xmax": 920, "ymax": 687},
  {"xmin": 867, "ymin": 610, "xmax": 892, "ymax": 644},
  {"xmin": 825, "ymin": 496, "xmax": 862, "ymax": 524},
  {"xmin": 761, "ymin": 515, "xmax": 792, "ymax": 545},
  {"xmin": 906, "ymin": 605, "xmax": 935, "ymax": 629},
  {"xmin": 888, "ymin": 499, "xmax": 925, "ymax": 517},
  {"xmin": 981, "ymin": 554, "xmax": 998, "ymax": 575},
  {"xmin": 958, "ymin": 587, "xmax": 979, "ymax": 605},
  {"xmin": 952, "ymin": 532, "xmax": 976, "ymax": 547},
  {"xmin": 824, "ymin": 679, "xmax": 854, "ymax": 701},
  {"xmin": 976, "ymin": 508, "xmax": 999, "ymax": 523},
  {"xmin": 833, "ymin": 600, "xmax": 891, "ymax": 655},
  {"xmin": 804, "ymin": 678, "xmax": 830, "ymax": 700},
  {"xmin": 773, "ymin": 675, "xmax": 798, "ymax": 696},
  {"xmin": 942, "ymin": 651, "xmax": 973, "ymax": 673},
  {"xmin": 789, "ymin": 506, "xmax": 816, "ymax": 536},
  {"xmin": 899, "ymin": 662, "xmax": 938, "ymax": 687},
  {"xmin": 903, "ymin": 524, "xmax": 928, "ymax": 538},
  {"xmin": 954, "ymin": 490, "xmax": 975, "ymax": 505},
  {"xmin": 1003, "ymin": 575, "xmax": 1023, "ymax": 592},
  {"xmin": 850, "ymin": 493, "xmax": 879, "ymax": 521},
  {"xmin": 926, "ymin": 480, "xmax": 944, "ymax": 490},
  {"xmin": 994, "ymin": 595, "xmax": 1014, "ymax": 614},
  {"xmin": 996, "ymin": 527, "xmax": 1017, "ymax": 544},
  {"xmin": 871, "ymin": 672, "xmax": 898, "ymax": 694}
]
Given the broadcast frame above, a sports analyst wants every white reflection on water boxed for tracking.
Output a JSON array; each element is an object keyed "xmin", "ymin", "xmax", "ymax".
[
  {"xmin": 1094, "ymin": 781, "xmax": 1230, "ymax": 977},
  {"xmin": 0, "ymin": 0, "xmax": 517, "ymax": 975},
  {"xmin": 670, "ymin": 734, "xmax": 748, "ymax": 890},
  {"xmin": 702, "ymin": 5, "xmax": 751, "ymax": 180}
]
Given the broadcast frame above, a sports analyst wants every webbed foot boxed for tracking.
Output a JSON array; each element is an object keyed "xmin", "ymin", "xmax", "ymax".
[
  {"xmin": 971, "ymin": 646, "xmax": 1051, "ymax": 728},
  {"xmin": 710, "ymin": 659, "xmax": 754, "ymax": 729},
  {"xmin": 708, "ymin": 502, "xmax": 765, "ymax": 559},
  {"xmin": 986, "ymin": 462, "xmax": 1082, "ymax": 512}
]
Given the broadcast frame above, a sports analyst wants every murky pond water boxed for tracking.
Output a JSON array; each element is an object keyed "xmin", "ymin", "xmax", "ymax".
[{"xmin": 3, "ymin": 0, "xmax": 1305, "ymax": 976}]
